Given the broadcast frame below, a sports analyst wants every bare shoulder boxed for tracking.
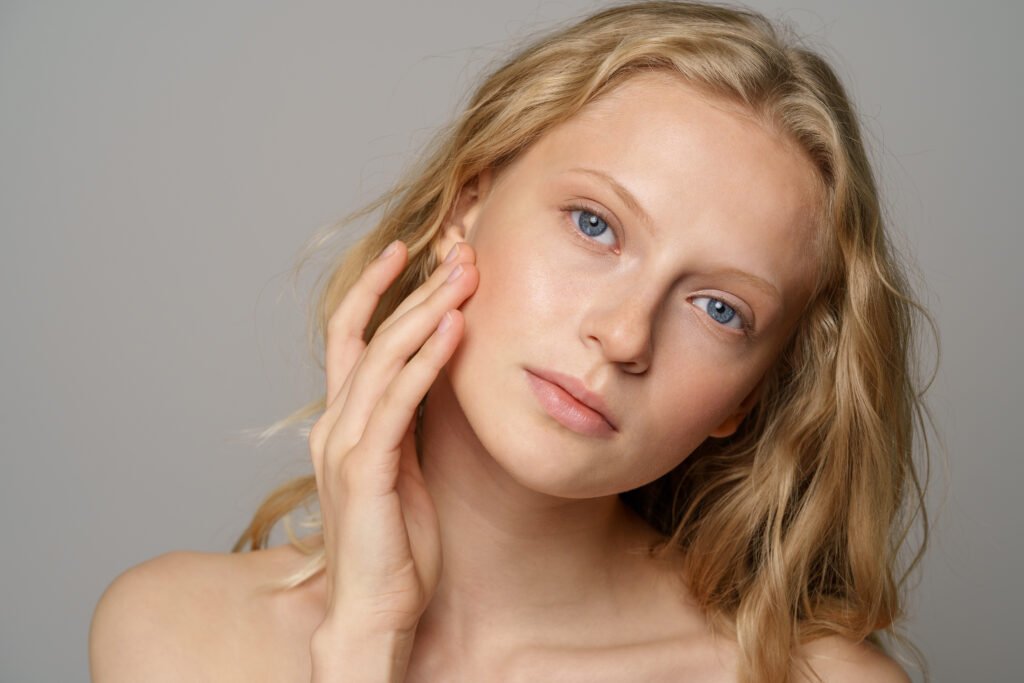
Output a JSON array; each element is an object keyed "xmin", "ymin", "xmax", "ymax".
[
  {"xmin": 792, "ymin": 634, "xmax": 911, "ymax": 683},
  {"xmin": 89, "ymin": 543, "xmax": 323, "ymax": 683},
  {"xmin": 89, "ymin": 549, "xmax": 237, "ymax": 682}
]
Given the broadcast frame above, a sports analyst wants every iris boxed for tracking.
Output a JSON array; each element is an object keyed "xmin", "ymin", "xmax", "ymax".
[
  {"xmin": 576, "ymin": 210, "xmax": 608, "ymax": 237},
  {"xmin": 706, "ymin": 299, "xmax": 736, "ymax": 324}
]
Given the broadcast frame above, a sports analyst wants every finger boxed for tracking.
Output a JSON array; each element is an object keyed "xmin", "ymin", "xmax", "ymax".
[
  {"xmin": 325, "ymin": 245, "xmax": 471, "ymax": 426},
  {"xmin": 321, "ymin": 242, "xmax": 474, "ymax": 434},
  {"xmin": 347, "ymin": 309, "xmax": 464, "ymax": 493},
  {"xmin": 375, "ymin": 242, "xmax": 476, "ymax": 339},
  {"xmin": 325, "ymin": 260, "xmax": 477, "ymax": 464},
  {"xmin": 313, "ymin": 241, "xmax": 407, "ymax": 495},
  {"xmin": 325, "ymin": 239, "xmax": 409, "ymax": 405},
  {"xmin": 398, "ymin": 410, "xmax": 426, "ymax": 489}
]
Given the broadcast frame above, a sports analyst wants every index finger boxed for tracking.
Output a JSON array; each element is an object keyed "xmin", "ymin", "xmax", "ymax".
[{"xmin": 325, "ymin": 239, "xmax": 407, "ymax": 404}]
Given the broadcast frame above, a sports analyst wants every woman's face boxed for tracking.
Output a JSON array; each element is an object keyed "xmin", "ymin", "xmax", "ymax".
[{"xmin": 433, "ymin": 72, "xmax": 822, "ymax": 499}]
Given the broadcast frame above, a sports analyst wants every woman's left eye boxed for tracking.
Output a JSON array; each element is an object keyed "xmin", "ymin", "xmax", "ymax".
[
  {"xmin": 567, "ymin": 207, "xmax": 617, "ymax": 247},
  {"xmin": 691, "ymin": 296, "xmax": 746, "ymax": 331}
]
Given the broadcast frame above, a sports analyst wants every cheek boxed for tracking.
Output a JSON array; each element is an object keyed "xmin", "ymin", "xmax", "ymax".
[
  {"xmin": 621, "ymin": 363, "xmax": 759, "ymax": 483},
  {"xmin": 460, "ymin": 219, "xmax": 570, "ymax": 339},
  {"xmin": 442, "ymin": 215, "xmax": 552, "ymax": 411},
  {"xmin": 659, "ymin": 381, "xmax": 731, "ymax": 441}
]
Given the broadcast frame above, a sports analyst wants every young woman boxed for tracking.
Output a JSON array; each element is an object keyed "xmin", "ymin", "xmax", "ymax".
[{"xmin": 90, "ymin": 2, "xmax": 933, "ymax": 681}]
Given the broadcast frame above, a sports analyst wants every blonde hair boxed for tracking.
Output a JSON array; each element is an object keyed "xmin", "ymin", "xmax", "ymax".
[{"xmin": 232, "ymin": 2, "xmax": 937, "ymax": 680}]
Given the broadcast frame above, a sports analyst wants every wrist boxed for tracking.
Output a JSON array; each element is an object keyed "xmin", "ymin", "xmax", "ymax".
[{"xmin": 310, "ymin": 619, "xmax": 417, "ymax": 683}]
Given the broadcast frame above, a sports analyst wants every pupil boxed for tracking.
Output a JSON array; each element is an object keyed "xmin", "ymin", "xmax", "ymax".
[
  {"xmin": 579, "ymin": 211, "xmax": 605, "ymax": 236},
  {"xmin": 708, "ymin": 300, "xmax": 735, "ymax": 324}
]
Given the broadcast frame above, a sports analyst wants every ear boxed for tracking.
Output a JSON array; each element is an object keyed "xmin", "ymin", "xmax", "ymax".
[
  {"xmin": 432, "ymin": 168, "xmax": 494, "ymax": 264},
  {"xmin": 708, "ymin": 376, "xmax": 765, "ymax": 439}
]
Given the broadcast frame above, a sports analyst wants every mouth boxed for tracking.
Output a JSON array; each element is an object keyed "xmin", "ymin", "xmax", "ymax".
[{"xmin": 524, "ymin": 367, "xmax": 617, "ymax": 438}]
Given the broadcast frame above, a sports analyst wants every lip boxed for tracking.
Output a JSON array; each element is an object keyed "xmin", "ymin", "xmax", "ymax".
[{"xmin": 524, "ymin": 367, "xmax": 617, "ymax": 437}]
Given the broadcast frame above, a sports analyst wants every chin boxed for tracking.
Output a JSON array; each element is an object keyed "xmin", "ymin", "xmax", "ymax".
[{"xmin": 445, "ymin": 357, "xmax": 632, "ymax": 500}]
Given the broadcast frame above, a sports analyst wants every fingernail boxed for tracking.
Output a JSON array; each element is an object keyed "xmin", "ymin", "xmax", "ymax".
[
  {"xmin": 444, "ymin": 243, "xmax": 459, "ymax": 263},
  {"xmin": 379, "ymin": 240, "xmax": 399, "ymax": 260},
  {"xmin": 446, "ymin": 264, "xmax": 464, "ymax": 283},
  {"xmin": 437, "ymin": 311, "xmax": 452, "ymax": 334}
]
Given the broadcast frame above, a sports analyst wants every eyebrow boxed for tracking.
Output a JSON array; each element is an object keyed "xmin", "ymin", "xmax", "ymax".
[
  {"xmin": 567, "ymin": 167, "xmax": 656, "ymax": 232},
  {"xmin": 565, "ymin": 166, "xmax": 783, "ymax": 305},
  {"xmin": 704, "ymin": 266, "xmax": 782, "ymax": 304}
]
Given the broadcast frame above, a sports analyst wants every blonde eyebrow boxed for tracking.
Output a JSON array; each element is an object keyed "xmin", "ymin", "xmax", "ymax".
[
  {"xmin": 703, "ymin": 266, "xmax": 782, "ymax": 304},
  {"xmin": 566, "ymin": 166, "xmax": 782, "ymax": 305},
  {"xmin": 566, "ymin": 167, "xmax": 656, "ymax": 234}
]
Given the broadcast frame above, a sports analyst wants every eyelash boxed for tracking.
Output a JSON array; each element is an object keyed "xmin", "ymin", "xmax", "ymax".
[{"xmin": 559, "ymin": 200, "xmax": 755, "ymax": 337}]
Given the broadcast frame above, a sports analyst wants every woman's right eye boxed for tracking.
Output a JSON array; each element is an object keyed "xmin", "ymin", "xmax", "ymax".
[{"xmin": 566, "ymin": 205, "xmax": 618, "ymax": 248}]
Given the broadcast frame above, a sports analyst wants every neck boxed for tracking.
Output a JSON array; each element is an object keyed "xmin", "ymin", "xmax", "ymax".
[{"xmin": 411, "ymin": 370, "xmax": 676, "ymax": 662}]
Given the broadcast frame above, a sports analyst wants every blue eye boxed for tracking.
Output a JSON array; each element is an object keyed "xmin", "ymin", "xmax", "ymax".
[
  {"xmin": 691, "ymin": 296, "xmax": 746, "ymax": 331},
  {"xmin": 568, "ymin": 208, "xmax": 616, "ymax": 247}
]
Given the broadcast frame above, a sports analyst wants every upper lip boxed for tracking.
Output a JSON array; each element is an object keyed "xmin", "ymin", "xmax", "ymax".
[{"xmin": 526, "ymin": 366, "xmax": 617, "ymax": 430}]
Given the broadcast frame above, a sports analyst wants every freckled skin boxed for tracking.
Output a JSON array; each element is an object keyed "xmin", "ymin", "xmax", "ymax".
[{"xmin": 429, "ymin": 71, "xmax": 821, "ymax": 499}]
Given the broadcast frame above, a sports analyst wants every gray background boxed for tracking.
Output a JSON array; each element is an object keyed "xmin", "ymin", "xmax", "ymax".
[{"xmin": 2, "ymin": 1, "xmax": 1019, "ymax": 681}]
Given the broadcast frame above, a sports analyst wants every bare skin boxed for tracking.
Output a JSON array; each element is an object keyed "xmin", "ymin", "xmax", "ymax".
[
  {"xmin": 90, "ymin": 72, "xmax": 911, "ymax": 682},
  {"xmin": 89, "ymin": 541, "xmax": 906, "ymax": 681}
]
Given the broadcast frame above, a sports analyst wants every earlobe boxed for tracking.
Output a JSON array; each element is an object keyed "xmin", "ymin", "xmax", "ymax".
[
  {"xmin": 708, "ymin": 412, "xmax": 746, "ymax": 439},
  {"xmin": 708, "ymin": 377, "xmax": 765, "ymax": 439},
  {"xmin": 433, "ymin": 168, "xmax": 493, "ymax": 263}
]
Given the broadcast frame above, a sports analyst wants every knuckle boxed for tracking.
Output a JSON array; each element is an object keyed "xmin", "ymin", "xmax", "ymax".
[
  {"xmin": 369, "ymin": 326, "xmax": 402, "ymax": 359},
  {"xmin": 376, "ymin": 386, "xmax": 402, "ymax": 416},
  {"xmin": 336, "ymin": 449, "xmax": 365, "ymax": 493},
  {"xmin": 309, "ymin": 415, "xmax": 331, "ymax": 450},
  {"xmin": 323, "ymin": 428, "xmax": 358, "ymax": 470},
  {"xmin": 326, "ymin": 309, "xmax": 350, "ymax": 338},
  {"xmin": 308, "ymin": 427, "xmax": 324, "ymax": 457},
  {"xmin": 335, "ymin": 337, "xmax": 361, "ymax": 369}
]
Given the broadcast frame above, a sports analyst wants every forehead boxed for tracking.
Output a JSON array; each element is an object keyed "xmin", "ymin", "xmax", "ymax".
[{"xmin": 499, "ymin": 71, "xmax": 823, "ymax": 312}]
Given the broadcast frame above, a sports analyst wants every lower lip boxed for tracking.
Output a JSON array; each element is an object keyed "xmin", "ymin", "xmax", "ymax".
[{"xmin": 525, "ymin": 371, "xmax": 616, "ymax": 438}]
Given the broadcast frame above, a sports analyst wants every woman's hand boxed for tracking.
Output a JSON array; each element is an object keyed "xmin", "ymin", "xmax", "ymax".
[{"xmin": 308, "ymin": 239, "xmax": 478, "ymax": 643}]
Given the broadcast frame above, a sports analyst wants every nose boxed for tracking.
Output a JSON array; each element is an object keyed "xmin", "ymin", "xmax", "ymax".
[{"xmin": 580, "ymin": 287, "xmax": 656, "ymax": 374}]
